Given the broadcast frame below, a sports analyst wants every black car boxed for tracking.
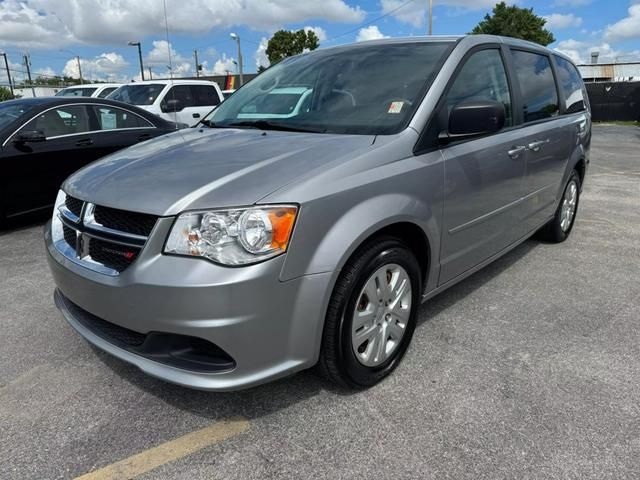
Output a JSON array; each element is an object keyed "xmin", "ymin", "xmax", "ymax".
[{"xmin": 0, "ymin": 97, "xmax": 182, "ymax": 223}]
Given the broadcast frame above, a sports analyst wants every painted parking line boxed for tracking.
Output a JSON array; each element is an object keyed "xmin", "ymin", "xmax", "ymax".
[{"xmin": 75, "ymin": 417, "xmax": 250, "ymax": 480}]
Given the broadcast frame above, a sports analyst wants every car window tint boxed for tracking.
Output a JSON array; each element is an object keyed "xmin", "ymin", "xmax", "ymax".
[
  {"xmin": 162, "ymin": 85, "xmax": 194, "ymax": 109},
  {"xmin": 445, "ymin": 49, "xmax": 512, "ymax": 127},
  {"xmin": 23, "ymin": 105, "xmax": 90, "ymax": 138},
  {"xmin": 108, "ymin": 84, "xmax": 165, "ymax": 105},
  {"xmin": 96, "ymin": 87, "xmax": 118, "ymax": 99},
  {"xmin": 554, "ymin": 56, "xmax": 586, "ymax": 114},
  {"xmin": 91, "ymin": 106, "xmax": 152, "ymax": 130},
  {"xmin": 191, "ymin": 85, "xmax": 220, "ymax": 107},
  {"xmin": 511, "ymin": 50, "xmax": 559, "ymax": 122}
]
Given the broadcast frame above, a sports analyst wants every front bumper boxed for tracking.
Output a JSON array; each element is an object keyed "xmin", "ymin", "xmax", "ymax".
[{"xmin": 45, "ymin": 219, "xmax": 333, "ymax": 391}]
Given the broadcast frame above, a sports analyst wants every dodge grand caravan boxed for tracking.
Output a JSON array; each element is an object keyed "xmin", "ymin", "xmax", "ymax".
[{"xmin": 45, "ymin": 35, "xmax": 591, "ymax": 391}]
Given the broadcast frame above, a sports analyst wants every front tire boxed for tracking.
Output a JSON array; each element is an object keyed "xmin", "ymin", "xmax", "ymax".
[
  {"xmin": 317, "ymin": 237, "xmax": 422, "ymax": 388},
  {"xmin": 537, "ymin": 170, "xmax": 581, "ymax": 243}
]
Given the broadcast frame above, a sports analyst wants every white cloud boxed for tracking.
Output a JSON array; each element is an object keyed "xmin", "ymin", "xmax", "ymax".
[
  {"xmin": 356, "ymin": 26, "xmax": 388, "ymax": 42},
  {"xmin": 555, "ymin": 39, "xmax": 640, "ymax": 64},
  {"xmin": 381, "ymin": 0, "xmax": 497, "ymax": 28},
  {"xmin": 553, "ymin": 0, "xmax": 592, "ymax": 6},
  {"xmin": 0, "ymin": 0, "xmax": 365, "ymax": 47},
  {"xmin": 0, "ymin": 0, "xmax": 74, "ymax": 49},
  {"xmin": 204, "ymin": 55, "xmax": 238, "ymax": 76},
  {"xmin": 0, "ymin": 57, "xmax": 25, "ymax": 85},
  {"xmin": 144, "ymin": 40, "xmax": 193, "ymax": 78},
  {"xmin": 255, "ymin": 37, "xmax": 270, "ymax": 70},
  {"xmin": 35, "ymin": 66, "xmax": 57, "ymax": 78},
  {"xmin": 304, "ymin": 26, "xmax": 327, "ymax": 42},
  {"xmin": 605, "ymin": 4, "xmax": 640, "ymax": 42},
  {"xmin": 544, "ymin": 13, "xmax": 583, "ymax": 30},
  {"xmin": 63, "ymin": 52, "xmax": 129, "ymax": 82}
]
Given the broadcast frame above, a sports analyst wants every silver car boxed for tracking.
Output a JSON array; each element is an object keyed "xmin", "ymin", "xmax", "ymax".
[{"xmin": 45, "ymin": 35, "xmax": 591, "ymax": 391}]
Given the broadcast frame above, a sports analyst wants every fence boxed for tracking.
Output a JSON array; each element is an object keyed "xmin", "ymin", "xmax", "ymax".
[{"xmin": 586, "ymin": 81, "xmax": 640, "ymax": 122}]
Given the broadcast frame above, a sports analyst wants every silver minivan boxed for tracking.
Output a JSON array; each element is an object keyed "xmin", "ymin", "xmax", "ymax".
[{"xmin": 45, "ymin": 35, "xmax": 590, "ymax": 391}]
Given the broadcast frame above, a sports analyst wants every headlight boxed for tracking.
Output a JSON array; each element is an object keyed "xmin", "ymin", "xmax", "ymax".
[
  {"xmin": 164, "ymin": 205, "xmax": 298, "ymax": 266},
  {"xmin": 51, "ymin": 190, "xmax": 66, "ymax": 241}
]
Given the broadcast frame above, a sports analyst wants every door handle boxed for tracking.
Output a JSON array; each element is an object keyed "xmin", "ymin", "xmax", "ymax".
[
  {"xmin": 138, "ymin": 133, "xmax": 152, "ymax": 142},
  {"xmin": 527, "ymin": 139, "xmax": 549, "ymax": 152},
  {"xmin": 75, "ymin": 138, "xmax": 93, "ymax": 147},
  {"xmin": 508, "ymin": 146, "xmax": 526, "ymax": 159},
  {"xmin": 192, "ymin": 113, "xmax": 201, "ymax": 118}
]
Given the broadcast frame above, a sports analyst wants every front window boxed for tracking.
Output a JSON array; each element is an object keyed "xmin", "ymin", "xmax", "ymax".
[
  {"xmin": 0, "ymin": 101, "xmax": 37, "ymax": 130},
  {"xmin": 96, "ymin": 87, "xmax": 119, "ymax": 99},
  {"xmin": 203, "ymin": 42, "xmax": 453, "ymax": 135},
  {"xmin": 107, "ymin": 84, "xmax": 165, "ymax": 106},
  {"xmin": 22, "ymin": 105, "xmax": 90, "ymax": 138}
]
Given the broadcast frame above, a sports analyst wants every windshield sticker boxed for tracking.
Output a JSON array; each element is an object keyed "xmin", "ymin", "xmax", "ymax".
[{"xmin": 388, "ymin": 101, "xmax": 404, "ymax": 114}]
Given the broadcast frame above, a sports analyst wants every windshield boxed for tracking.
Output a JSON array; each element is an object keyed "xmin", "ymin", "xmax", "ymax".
[
  {"xmin": 0, "ymin": 101, "xmax": 36, "ymax": 130},
  {"xmin": 56, "ymin": 87, "xmax": 98, "ymax": 97},
  {"xmin": 204, "ymin": 42, "xmax": 452, "ymax": 135},
  {"xmin": 107, "ymin": 84, "xmax": 165, "ymax": 105}
]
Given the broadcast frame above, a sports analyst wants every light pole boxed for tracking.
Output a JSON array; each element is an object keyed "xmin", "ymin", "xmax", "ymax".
[
  {"xmin": 230, "ymin": 33, "xmax": 244, "ymax": 86},
  {"xmin": 428, "ymin": 0, "xmax": 433, "ymax": 35},
  {"xmin": 0, "ymin": 52, "xmax": 13, "ymax": 97},
  {"xmin": 128, "ymin": 41, "xmax": 145, "ymax": 81}
]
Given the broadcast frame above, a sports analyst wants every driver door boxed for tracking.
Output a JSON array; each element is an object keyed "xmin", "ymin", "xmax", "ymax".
[
  {"xmin": 437, "ymin": 47, "xmax": 527, "ymax": 284},
  {"xmin": 3, "ymin": 105, "xmax": 95, "ymax": 216}
]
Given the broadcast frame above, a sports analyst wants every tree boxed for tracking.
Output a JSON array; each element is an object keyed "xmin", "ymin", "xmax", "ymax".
[
  {"xmin": 470, "ymin": 2, "xmax": 555, "ymax": 46},
  {"xmin": 265, "ymin": 29, "xmax": 320, "ymax": 66},
  {"xmin": 0, "ymin": 86, "xmax": 14, "ymax": 102}
]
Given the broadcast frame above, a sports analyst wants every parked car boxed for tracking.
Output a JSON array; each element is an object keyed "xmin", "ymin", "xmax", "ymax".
[
  {"xmin": 237, "ymin": 87, "xmax": 312, "ymax": 119},
  {"xmin": 107, "ymin": 80, "xmax": 224, "ymax": 126},
  {"xmin": 0, "ymin": 97, "xmax": 182, "ymax": 223},
  {"xmin": 46, "ymin": 35, "xmax": 590, "ymax": 391},
  {"xmin": 221, "ymin": 89, "xmax": 236, "ymax": 98},
  {"xmin": 55, "ymin": 83, "xmax": 123, "ymax": 99}
]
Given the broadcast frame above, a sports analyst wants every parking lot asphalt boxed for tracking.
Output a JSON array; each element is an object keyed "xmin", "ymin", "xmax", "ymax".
[{"xmin": 1, "ymin": 124, "xmax": 639, "ymax": 479}]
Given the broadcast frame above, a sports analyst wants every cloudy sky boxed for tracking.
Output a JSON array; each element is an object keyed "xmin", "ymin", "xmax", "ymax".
[{"xmin": 0, "ymin": 0, "xmax": 639, "ymax": 84}]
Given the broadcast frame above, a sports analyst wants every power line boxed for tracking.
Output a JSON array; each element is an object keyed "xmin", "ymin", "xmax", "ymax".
[{"xmin": 326, "ymin": 0, "xmax": 416, "ymax": 42}]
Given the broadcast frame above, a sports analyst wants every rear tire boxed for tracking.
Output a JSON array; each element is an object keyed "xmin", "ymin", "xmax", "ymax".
[
  {"xmin": 317, "ymin": 237, "xmax": 422, "ymax": 388},
  {"xmin": 537, "ymin": 170, "xmax": 581, "ymax": 243}
]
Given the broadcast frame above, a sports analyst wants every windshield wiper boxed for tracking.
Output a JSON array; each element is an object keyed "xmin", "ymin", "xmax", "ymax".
[
  {"xmin": 199, "ymin": 119, "xmax": 218, "ymax": 128},
  {"xmin": 226, "ymin": 120, "xmax": 326, "ymax": 134}
]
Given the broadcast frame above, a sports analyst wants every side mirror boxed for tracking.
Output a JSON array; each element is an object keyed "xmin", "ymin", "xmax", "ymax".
[
  {"xmin": 13, "ymin": 130, "xmax": 47, "ymax": 144},
  {"xmin": 442, "ymin": 101, "xmax": 505, "ymax": 142},
  {"xmin": 162, "ymin": 99, "xmax": 184, "ymax": 113}
]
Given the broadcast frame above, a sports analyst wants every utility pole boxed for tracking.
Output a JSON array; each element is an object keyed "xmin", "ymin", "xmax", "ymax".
[
  {"xmin": 194, "ymin": 49, "xmax": 200, "ymax": 77},
  {"xmin": 148, "ymin": 67, "xmax": 153, "ymax": 79},
  {"xmin": 0, "ymin": 52, "xmax": 13, "ymax": 97},
  {"xmin": 76, "ymin": 56, "xmax": 84, "ymax": 84},
  {"xmin": 24, "ymin": 53, "xmax": 35, "ymax": 97},
  {"xmin": 428, "ymin": 0, "xmax": 433, "ymax": 35},
  {"xmin": 230, "ymin": 33, "xmax": 244, "ymax": 86}
]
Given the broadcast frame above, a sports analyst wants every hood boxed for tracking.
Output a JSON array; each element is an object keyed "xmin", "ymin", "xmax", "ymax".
[{"xmin": 64, "ymin": 127, "xmax": 376, "ymax": 216}]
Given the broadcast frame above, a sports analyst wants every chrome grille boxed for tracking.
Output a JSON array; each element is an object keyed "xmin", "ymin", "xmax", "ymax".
[
  {"xmin": 52, "ymin": 194, "xmax": 158, "ymax": 275},
  {"xmin": 65, "ymin": 196, "xmax": 83, "ymax": 218}
]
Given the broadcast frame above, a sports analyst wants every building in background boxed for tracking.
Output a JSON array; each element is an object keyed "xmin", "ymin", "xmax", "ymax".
[{"xmin": 13, "ymin": 86, "xmax": 60, "ymax": 98}]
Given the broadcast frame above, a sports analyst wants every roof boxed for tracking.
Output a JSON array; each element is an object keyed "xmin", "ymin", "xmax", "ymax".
[
  {"xmin": 303, "ymin": 34, "xmax": 577, "ymax": 65},
  {"xmin": 58, "ymin": 83, "xmax": 122, "ymax": 89},
  {"xmin": 123, "ymin": 79, "xmax": 218, "ymax": 86}
]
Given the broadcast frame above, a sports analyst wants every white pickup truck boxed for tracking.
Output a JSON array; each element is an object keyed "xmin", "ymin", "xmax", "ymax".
[{"xmin": 107, "ymin": 79, "xmax": 224, "ymax": 126}]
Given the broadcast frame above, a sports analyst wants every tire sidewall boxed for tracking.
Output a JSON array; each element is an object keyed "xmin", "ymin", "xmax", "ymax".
[
  {"xmin": 336, "ymin": 241, "xmax": 421, "ymax": 387},
  {"xmin": 554, "ymin": 171, "xmax": 581, "ymax": 241}
]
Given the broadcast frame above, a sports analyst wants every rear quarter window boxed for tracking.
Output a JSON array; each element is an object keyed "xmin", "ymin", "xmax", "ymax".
[
  {"xmin": 554, "ymin": 56, "xmax": 587, "ymax": 114},
  {"xmin": 511, "ymin": 50, "xmax": 559, "ymax": 123}
]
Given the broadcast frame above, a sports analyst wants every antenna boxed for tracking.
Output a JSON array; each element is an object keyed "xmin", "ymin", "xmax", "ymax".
[{"xmin": 162, "ymin": 0, "xmax": 178, "ymax": 129}]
